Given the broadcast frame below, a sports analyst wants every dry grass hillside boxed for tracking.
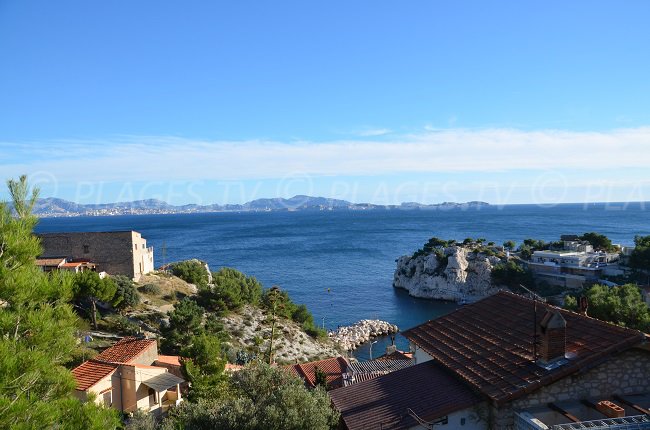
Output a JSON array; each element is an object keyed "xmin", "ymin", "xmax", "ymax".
[
  {"xmin": 221, "ymin": 305, "xmax": 341, "ymax": 364},
  {"xmin": 113, "ymin": 271, "xmax": 340, "ymax": 364}
]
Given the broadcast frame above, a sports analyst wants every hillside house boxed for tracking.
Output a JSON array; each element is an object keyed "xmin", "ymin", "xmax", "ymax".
[
  {"xmin": 288, "ymin": 356, "xmax": 351, "ymax": 390},
  {"xmin": 527, "ymin": 237, "xmax": 621, "ymax": 289},
  {"xmin": 38, "ymin": 231, "xmax": 154, "ymax": 280},
  {"xmin": 71, "ymin": 337, "xmax": 184, "ymax": 416},
  {"xmin": 288, "ymin": 349, "xmax": 414, "ymax": 390},
  {"xmin": 36, "ymin": 256, "xmax": 97, "ymax": 274},
  {"xmin": 329, "ymin": 291, "xmax": 650, "ymax": 430}
]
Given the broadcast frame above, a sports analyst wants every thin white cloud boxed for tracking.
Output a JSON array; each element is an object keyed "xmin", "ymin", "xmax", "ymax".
[
  {"xmin": 356, "ymin": 128, "xmax": 392, "ymax": 137},
  {"xmin": 2, "ymin": 127, "xmax": 650, "ymax": 183}
]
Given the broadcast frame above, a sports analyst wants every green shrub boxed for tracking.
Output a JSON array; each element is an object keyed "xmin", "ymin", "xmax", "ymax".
[
  {"xmin": 101, "ymin": 315, "xmax": 140, "ymax": 336},
  {"xmin": 565, "ymin": 284, "xmax": 650, "ymax": 332},
  {"xmin": 139, "ymin": 284, "xmax": 161, "ymax": 295},
  {"xmin": 171, "ymin": 260, "xmax": 209, "ymax": 288},
  {"xmin": 491, "ymin": 261, "xmax": 535, "ymax": 290},
  {"xmin": 198, "ymin": 268, "xmax": 262, "ymax": 312},
  {"xmin": 112, "ymin": 275, "xmax": 140, "ymax": 309}
]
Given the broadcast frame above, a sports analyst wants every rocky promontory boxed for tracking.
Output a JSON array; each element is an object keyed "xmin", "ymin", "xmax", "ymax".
[
  {"xmin": 329, "ymin": 320, "xmax": 399, "ymax": 351},
  {"xmin": 393, "ymin": 244, "xmax": 503, "ymax": 302}
]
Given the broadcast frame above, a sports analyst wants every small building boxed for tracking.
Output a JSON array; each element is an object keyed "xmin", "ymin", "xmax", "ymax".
[
  {"xmin": 288, "ymin": 356, "xmax": 350, "ymax": 390},
  {"xmin": 38, "ymin": 231, "xmax": 154, "ymax": 280},
  {"xmin": 35, "ymin": 256, "xmax": 67, "ymax": 272},
  {"xmin": 528, "ymin": 249, "xmax": 620, "ymax": 289},
  {"xmin": 72, "ymin": 336, "xmax": 185, "ymax": 416},
  {"xmin": 331, "ymin": 360, "xmax": 483, "ymax": 430},
  {"xmin": 330, "ymin": 291, "xmax": 650, "ymax": 430},
  {"xmin": 343, "ymin": 356, "xmax": 413, "ymax": 386},
  {"xmin": 36, "ymin": 257, "xmax": 97, "ymax": 274}
]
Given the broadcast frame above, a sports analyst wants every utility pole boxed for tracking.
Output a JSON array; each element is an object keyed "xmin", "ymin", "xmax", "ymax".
[{"xmin": 162, "ymin": 241, "xmax": 167, "ymax": 269}]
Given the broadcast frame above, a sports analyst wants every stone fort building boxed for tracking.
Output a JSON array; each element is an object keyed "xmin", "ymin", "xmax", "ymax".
[{"xmin": 38, "ymin": 231, "xmax": 154, "ymax": 280}]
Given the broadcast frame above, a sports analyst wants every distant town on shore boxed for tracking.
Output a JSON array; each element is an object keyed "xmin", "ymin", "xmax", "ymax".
[{"xmin": 30, "ymin": 195, "xmax": 490, "ymax": 217}]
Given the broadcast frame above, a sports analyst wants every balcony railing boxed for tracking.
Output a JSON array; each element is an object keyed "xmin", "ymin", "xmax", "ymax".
[
  {"xmin": 516, "ymin": 412, "xmax": 650, "ymax": 430},
  {"xmin": 552, "ymin": 415, "xmax": 650, "ymax": 430}
]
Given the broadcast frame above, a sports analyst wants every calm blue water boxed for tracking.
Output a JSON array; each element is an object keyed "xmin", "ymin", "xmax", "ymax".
[{"xmin": 35, "ymin": 203, "xmax": 649, "ymax": 359}]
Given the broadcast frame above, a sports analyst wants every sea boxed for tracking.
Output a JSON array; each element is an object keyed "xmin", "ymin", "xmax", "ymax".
[{"xmin": 35, "ymin": 202, "xmax": 649, "ymax": 360}]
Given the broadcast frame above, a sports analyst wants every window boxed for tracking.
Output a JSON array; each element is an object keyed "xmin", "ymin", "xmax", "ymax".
[
  {"xmin": 83, "ymin": 245, "xmax": 89, "ymax": 254},
  {"xmin": 135, "ymin": 244, "xmax": 138, "ymax": 250},
  {"xmin": 461, "ymin": 417, "xmax": 466, "ymax": 426}
]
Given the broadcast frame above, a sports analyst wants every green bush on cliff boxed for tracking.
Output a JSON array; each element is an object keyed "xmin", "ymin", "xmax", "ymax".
[
  {"xmin": 412, "ymin": 236, "xmax": 456, "ymax": 258},
  {"xmin": 171, "ymin": 260, "xmax": 210, "ymax": 288},
  {"xmin": 112, "ymin": 274, "xmax": 140, "ymax": 309},
  {"xmin": 197, "ymin": 267, "xmax": 262, "ymax": 312},
  {"xmin": 491, "ymin": 261, "xmax": 535, "ymax": 290}
]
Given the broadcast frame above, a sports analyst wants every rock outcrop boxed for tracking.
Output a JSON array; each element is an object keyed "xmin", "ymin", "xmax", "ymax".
[
  {"xmin": 393, "ymin": 246, "xmax": 502, "ymax": 302},
  {"xmin": 329, "ymin": 320, "xmax": 399, "ymax": 351}
]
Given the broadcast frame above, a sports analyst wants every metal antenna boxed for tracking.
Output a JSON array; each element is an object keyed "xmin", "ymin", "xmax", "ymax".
[
  {"xmin": 519, "ymin": 284, "xmax": 544, "ymax": 362},
  {"xmin": 162, "ymin": 241, "xmax": 167, "ymax": 269}
]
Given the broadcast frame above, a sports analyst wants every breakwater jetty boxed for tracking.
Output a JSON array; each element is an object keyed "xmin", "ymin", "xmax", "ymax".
[{"xmin": 329, "ymin": 319, "xmax": 399, "ymax": 351}]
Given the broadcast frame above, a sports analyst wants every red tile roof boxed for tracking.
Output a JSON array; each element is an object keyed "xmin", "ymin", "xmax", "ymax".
[
  {"xmin": 330, "ymin": 361, "xmax": 481, "ymax": 430},
  {"xmin": 288, "ymin": 356, "xmax": 349, "ymax": 389},
  {"xmin": 71, "ymin": 360, "xmax": 118, "ymax": 391},
  {"xmin": 61, "ymin": 262, "xmax": 83, "ymax": 268},
  {"xmin": 402, "ymin": 291, "xmax": 646, "ymax": 405},
  {"xmin": 35, "ymin": 257, "xmax": 66, "ymax": 267},
  {"xmin": 94, "ymin": 336, "xmax": 156, "ymax": 364},
  {"xmin": 156, "ymin": 355, "xmax": 181, "ymax": 367}
]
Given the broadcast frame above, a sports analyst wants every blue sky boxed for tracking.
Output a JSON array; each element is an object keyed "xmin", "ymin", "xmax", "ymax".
[{"xmin": 1, "ymin": 1, "xmax": 650, "ymax": 205}]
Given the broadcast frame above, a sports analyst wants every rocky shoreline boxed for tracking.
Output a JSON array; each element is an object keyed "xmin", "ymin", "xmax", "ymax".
[{"xmin": 329, "ymin": 319, "xmax": 399, "ymax": 351}]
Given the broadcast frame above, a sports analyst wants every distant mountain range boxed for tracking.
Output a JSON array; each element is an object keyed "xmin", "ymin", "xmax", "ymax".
[{"xmin": 31, "ymin": 196, "xmax": 490, "ymax": 217}]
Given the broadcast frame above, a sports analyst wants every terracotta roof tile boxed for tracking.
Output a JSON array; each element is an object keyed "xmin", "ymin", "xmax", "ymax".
[
  {"xmin": 288, "ymin": 356, "xmax": 349, "ymax": 389},
  {"xmin": 156, "ymin": 355, "xmax": 181, "ymax": 366},
  {"xmin": 71, "ymin": 360, "xmax": 118, "ymax": 391},
  {"xmin": 61, "ymin": 262, "xmax": 83, "ymax": 268},
  {"xmin": 402, "ymin": 291, "xmax": 646, "ymax": 404},
  {"xmin": 35, "ymin": 257, "xmax": 66, "ymax": 266},
  {"xmin": 330, "ymin": 361, "xmax": 481, "ymax": 430},
  {"xmin": 94, "ymin": 336, "xmax": 156, "ymax": 364}
]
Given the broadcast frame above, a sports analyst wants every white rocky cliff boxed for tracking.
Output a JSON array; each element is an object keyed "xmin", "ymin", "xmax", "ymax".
[{"xmin": 393, "ymin": 246, "xmax": 502, "ymax": 302}]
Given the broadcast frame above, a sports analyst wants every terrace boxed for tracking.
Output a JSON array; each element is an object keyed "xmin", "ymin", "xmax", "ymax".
[{"xmin": 516, "ymin": 394, "xmax": 650, "ymax": 430}]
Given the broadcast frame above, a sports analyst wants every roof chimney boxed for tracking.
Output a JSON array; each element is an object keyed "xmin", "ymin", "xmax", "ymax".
[{"xmin": 538, "ymin": 310, "xmax": 566, "ymax": 363}]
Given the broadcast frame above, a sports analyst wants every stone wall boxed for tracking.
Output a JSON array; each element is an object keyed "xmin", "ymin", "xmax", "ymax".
[
  {"xmin": 38, "ymin": 231, "xmax": 154, "ymax": 280},
  {"xmin": 490, "ymin": 348, "xmax": 650, "ymax": 429}
]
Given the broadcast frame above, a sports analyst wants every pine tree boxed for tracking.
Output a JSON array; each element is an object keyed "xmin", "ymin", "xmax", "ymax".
[
  {"xmin": 73, "ymin": 271, "xmax": 117, "ymax": 329},
  {"xmin": 0, "ymin": 176, "xmax": 120, "ymax": 428}
]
